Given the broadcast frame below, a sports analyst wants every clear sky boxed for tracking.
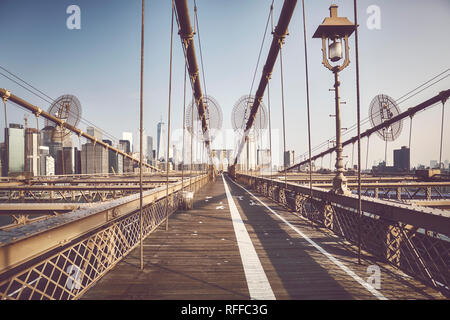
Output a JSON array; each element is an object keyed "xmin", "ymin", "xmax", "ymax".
[{"xmin": 1, "ymin": 0, "xmax": 449, "ymax": 168}]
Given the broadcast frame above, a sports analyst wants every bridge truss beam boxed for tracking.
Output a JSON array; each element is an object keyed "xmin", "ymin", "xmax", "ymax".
[
  {"xmin": 233, "ymin": 0, "xmax": 298, "ymax": 166},
  {"xmin": 283, "ymin": 89, "xmax": 450, "ymax": 172},
  {"xmin": 0, "ymin": 88, "xmax": 161, "ymax": 172}
]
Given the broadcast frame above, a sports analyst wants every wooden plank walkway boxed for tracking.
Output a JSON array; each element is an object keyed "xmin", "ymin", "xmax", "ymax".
[{"xmin": 82, "ymin": 175, "xmax": 446, "ymax": 300}]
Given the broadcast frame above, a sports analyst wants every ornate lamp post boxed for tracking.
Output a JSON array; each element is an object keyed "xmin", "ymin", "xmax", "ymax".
[{"xmin": 313, "ymin": 4, "xmax": 356, "ymax": 195}]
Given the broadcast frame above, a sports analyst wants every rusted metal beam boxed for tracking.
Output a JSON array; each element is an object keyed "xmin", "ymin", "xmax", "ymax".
[
  {"xmin": 174, "ymin": 0, "xmax": 212, "ymax": 155},
  {"xmin": 237, "ymin": 173, "xmax": 450, "ymax": 236},
  {"xmin": 233, "ymin": 0, "xmax": 298, "ymax": 166},
  {"xmin": 0, "ymin": 88, "xmax": 160, "ymax": 172},
  {"xmin": 283, "ymin": 89, "xmax": 450, "ymax": 172},
  {"xmin": 0, "ymin": 203, "xmax": 90, "ymax": 215},
  {"xmin": 0, "ymin": 185, "xmax": 161, "ymax": 191},
  {"xmin": 291, "ymin": 181, "xmax": 450, "ymax": 189},
  {"xmin": 0, "ymin": 174, "xmax": 209, "ymax": 274}
]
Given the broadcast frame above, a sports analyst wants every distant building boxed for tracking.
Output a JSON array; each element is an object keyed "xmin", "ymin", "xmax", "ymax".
[
  {"xmin": 146, "ymin": 136, "xmax": 153, "ymax": 162},
  {"xmin": 123, "ymin": 157, "xmax": 133, "ymax": 173},
  {"xmin": 118, "ymin": 140, "xmax": 131, "ymax": 153},
  {"xmin": 117, "ymin": 154, "xmax": 123, "ymax": 174},
  {"xmin": 122, "ymin": 132, "xmax": 133, "ymax": 153},
  {"xmin": 103, "ymin": 139, "xmax": 121, "ymax": 174},
  {"xmin": 75, "ymin": 148, "xmax": 81, "ymax": 174},
  {"xmin": 212, "ymin": 149, "xmax": 233, "ymax": 171},
  {"xmin": 25, "ymin": 128, "xmax": 40, "ymax": 176},
  {"xmin": 39, "ymin": 146, "xmax": 49, "ymax": 175},
  {"xmin": 87, "ymin": 126, "xmax": 103, "ymax": 141},
  {"xmin": 257, "ymin": 149, "xmax": 271, "ymax": 167},
  {"xmin": 284, "ymin": 150, "xmax": 295, "ymax": 169},
  {"xmin": 4, "ymin": 124, "xmax": 25, "ymax": 176},
  {"xmin": 40, "ymin": 126, "xmax": 62, "ymax": 163},
  {"xmin": 56, "ymin": 147, "xmax": 77, "ymax": 175},
  {"xmin": 39, "ymin": 146, "xmax": 55, "ymax": 176},
  {"xmin": 393, "ymin": 146, "xmax": 410, "ymax": 172},
  {"xmin": 172, "ymin": 144, "xmax": 178, "ymax": 168},
  {"xmin": 81, "ymin": 143, "xmax": 108, "ymax": 174},
  {"xmin": 430, "ymin": 160, "xmax": 438, "ymax": 169},
  {"xmin": 0, "ymin": 142, "xmax": 5, "ymax": 176},
  {"xmin": 156, "ymin": 121, "xmax": 166, "ymax": 161}
]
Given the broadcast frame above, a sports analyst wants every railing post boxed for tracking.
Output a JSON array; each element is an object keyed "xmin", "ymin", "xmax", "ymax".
[
  {"xmin": 385, "ymin": 224, "xmax": 401, "ymax": 267},
  {"xmin": 322, "ymin": 202, "xmax": 334, "ymax": 230}
]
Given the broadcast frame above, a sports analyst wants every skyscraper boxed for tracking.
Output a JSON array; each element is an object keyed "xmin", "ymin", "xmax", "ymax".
[
  {"xmin": 172, "ymin": 144, "xmax": 178, "ymax": 168},
  {"xmin": 87, "ymin": 126, "xmax": 103, "ymax": 140},
  {"xmin": 39, "ymin": 146, "xmax": 55, "ymax": 176},
  {"xmin": 156, "ymin": 121, "xmax": 166, "ymax": 161},
  {"xmin": 25, "ymin": 128, "xmax": 40, "ymax": 176},
  {"xmin": 146, "ymin": 135, "xmax": 153, "ymax": 163},
  {"xmin": 284, "ymin": 150, "xmax": 295, "ymax": 169},
  {"xmin": 118, "ymin": 140, "xmax": 131, "ymax": 153},
  {"xmin": 4, "ymin": 124, "xmax": 25, "ymax": 176},
  {"xmin": 122, "ymin": 132, "xmax": 133, "ymax": 153},
  {"xmin": 81, "ymin": 143, "xmax": 108, "ymax": 174},
  {"xmin": 393, "ymin": 146, "xmax": 410, "ymax": 172}
]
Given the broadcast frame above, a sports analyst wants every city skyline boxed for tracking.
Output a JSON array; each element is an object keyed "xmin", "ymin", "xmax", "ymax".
[{"xmin": 0, "ymin": 0, "xmax": 449, "ymax": 169}]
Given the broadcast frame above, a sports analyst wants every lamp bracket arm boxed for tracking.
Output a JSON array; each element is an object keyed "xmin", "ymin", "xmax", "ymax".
[{"xmin": 321, "ymin": 36, "xmax": 334, "ymax": 71}]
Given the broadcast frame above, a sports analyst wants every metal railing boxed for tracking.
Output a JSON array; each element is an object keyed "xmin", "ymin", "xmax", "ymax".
[
  {"xmin": 0, "ymin": 174, "xmax": 210, "ymax": 300},
  {"xmin": 236, "ymin": 173, "xmax": 450, "ymax": 296}
]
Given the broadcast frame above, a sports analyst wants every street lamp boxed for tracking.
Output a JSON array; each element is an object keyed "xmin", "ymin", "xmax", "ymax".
[{"xmin": 313, "ymin": 4, "xmax": 355, "ymax": 195}]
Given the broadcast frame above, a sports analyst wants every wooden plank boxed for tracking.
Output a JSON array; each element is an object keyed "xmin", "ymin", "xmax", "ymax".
[{"xmin": 82, "ymin": 176, "xmax": 446, "ymax": 300}]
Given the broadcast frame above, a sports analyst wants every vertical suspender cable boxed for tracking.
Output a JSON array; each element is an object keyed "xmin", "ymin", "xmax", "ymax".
[
  {"xmin": 408, "ymin": 116, "xmax": 413, "ymax": 150},
  {"xmin": 353, "ymin": 0, "xmax": 363, "ymax": 264},
  {"xmin": 166, "ymin": 0, "xmax": 175, "ymax": 231},
  {"xmin": 139, "ymin": 0, "xmax": 145, "ymax": 271},
  {"xmin": 3, "ymin": 99, "xmax": 7, "ymax": 129},
  {"xmin": 439, "ymin": 100, "xmax": 445, "ymax": 168},
  {"xmin": 182, "ymin": 62, "xmax": 187, "ymax": 190},
  {"xmin": 269, "ymin": 3, "xmax": 274, "ymax": 181},
  {"xmin": 366, "ymin": 136, "xmax": 370, "ymax": 170},
  {"xmin": 279, "ymin": 46, "xmax": 287, "ymax": 187},
  {"xmin": 190, "ymin": 95, "xmax": 194, "ymax": 191},
  {"xmin": 301, "ymin": 0, "xmax": 313, "ymax": 197},
  {"xmin": 259, "ymin": 101, "xmax": 263, "ymax": 177},
  {"xmin": 267, "ymin": 80, "xmax": 273, "ymax": 180},
  {"xmin": 351, "ymin": 142, "xmax": 355, "ymax": 168}
]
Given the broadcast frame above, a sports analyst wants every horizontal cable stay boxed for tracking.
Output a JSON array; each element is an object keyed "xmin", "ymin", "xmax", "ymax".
[
  {"xmin": 281, "ymin": 89, "xmax": 450, "ymax": 172},
  {"xmin": 232, "ymin": 0, "xmax": 298, "ymax": 167},
  {"xmin": 0, "ymin": 88, "xmax": 161, "ymax": 172}
]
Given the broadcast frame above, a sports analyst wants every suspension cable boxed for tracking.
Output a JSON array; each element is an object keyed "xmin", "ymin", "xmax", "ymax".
[
  {"xmin": 182, "ymin": 57, "xmax": 187, "ymax": 190},
  {"xmin": 408, "ymin": 116, "xmax": 413, "ymax": 150},
  {"xmin": 279, "ymin": 45, "xmax": 287, "ymax": 187},
  {"xmin": 193, "ymin": 0, "xmax": 208, "ymax": 112},
  {"xmin": 190, "ymin": 94, "xmax": 194, "ymax": 190},
  {"xmin": 439, "ymin": 99, "xmax": 446, "ymax": 168},
  {"xmin": 139, "ymin": 0, "xmax": 145, "ymax": 270},
  {"xmin": 366, "ymin": 136, "xmax": 370, "ymax": 170},
  {"xmin": 0, "ymin": 69, "xmax": 122, "ymax": 144},
  {"xmin": 293, "ymin": 70, "xmax": 450, "ymax": 164},
  {"xmin": 165, "ymin": 0, "xmax": 175, "ymax": 231},
  {"xmin": 301, "ymin": 0, "xmax": 313, "ymax": 196},
  {"xmin": 267, "ymin": 79, "xmax": 273, "ymax": 180},
  {"xmin": 353, "ymin": 0, "xmax": 363, "ymax": 264}
]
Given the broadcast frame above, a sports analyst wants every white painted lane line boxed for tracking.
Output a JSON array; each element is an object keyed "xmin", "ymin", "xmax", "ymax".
[
  {"xmin": 7, "ymin": 277, "xmax": 40, "ymax": 298},
  {"xmin": 228, "ymin": 176, "xmax": 388, "ymax": 300},
  {"xmin": 221, "ymin": 174, "xmax": 275, "ymax": 300}
]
